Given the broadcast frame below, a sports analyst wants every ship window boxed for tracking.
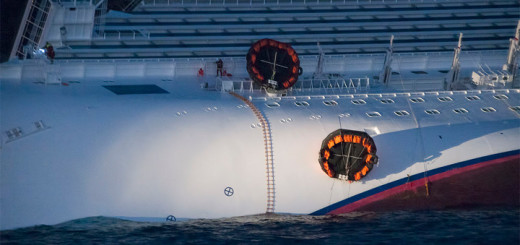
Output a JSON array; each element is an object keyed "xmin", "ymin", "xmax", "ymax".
[
  {"xmin": 493, "ymin": 94, "xmax": 509, "ymax": 100},
  {"xmin": 294, "ymin": 101, "xmax": 310, "ymax": 107},
  {"xmin": 453, "ymin": 108, "xmax": 469, "ymax": 114},
  {"xmin": 425, "ymin": 109, "xmax": 440, "ymax": 115},
  {"xmin": 438, "ymin": 96, "xmax": 453, "ymax": 102},
  {"xmin": 366, "ymin": 112, "xmax": 381, "ymax": 117},
  {"xmin": 352, "ymin": 99, "xmax": 366, "ymax": 105},
  {"xmin": 266, "ymin": 102, "xmax": 280, "ymax": 108},
  {"xmin": 103, "ymin": 84, "xmax": 169, "ymax": 95},
  {"xmin": 481, "ymin": 107, "xmax": 496, "ymax": 113},
  {"xmin": 466, "ymin": 95, "xmax": 481, "ymax": 101},
  {"xmin": 410, "ymin": 97, "xmax": 425, "ymax": 103},
  {"xmin": 380, "ymin": 98, "xmax": 395, "ymax": 104},
  {"xmin": 509, "ymin": 106, "xmax": 520, "ymax": 113},
  {"xmin": 394, "ymin": 110, "xmax": 410, "ymax": 116},
  {"xmin": 323, "ymin": 100, "xmax": 338, "ymax": 106}
]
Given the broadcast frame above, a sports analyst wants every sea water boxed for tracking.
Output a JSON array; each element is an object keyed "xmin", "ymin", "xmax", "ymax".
[{"xmin": 1, "ymin": 208, "xmax": 518, "ymax": 244}]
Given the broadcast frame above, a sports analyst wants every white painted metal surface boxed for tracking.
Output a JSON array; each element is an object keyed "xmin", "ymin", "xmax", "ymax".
[{"xmin": 1, "ymin": 69, "xmax": 519, "ymax": 229}]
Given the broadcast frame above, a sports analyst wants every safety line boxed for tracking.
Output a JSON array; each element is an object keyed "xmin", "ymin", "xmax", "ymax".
[{"xmin": 229, "ymin": 92, "xmax": 275, "ymax": 213}]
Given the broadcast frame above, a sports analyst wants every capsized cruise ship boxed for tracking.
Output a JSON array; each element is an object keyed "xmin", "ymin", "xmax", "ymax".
[{"xmin": 1, "ymin": 0, "xmax": 519, "ymax": 230}]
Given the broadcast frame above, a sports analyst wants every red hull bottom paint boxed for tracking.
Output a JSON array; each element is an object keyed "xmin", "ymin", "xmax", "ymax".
[{"xmin": 329, "ymin": 155, "xmax": 520, "ymax": 214}]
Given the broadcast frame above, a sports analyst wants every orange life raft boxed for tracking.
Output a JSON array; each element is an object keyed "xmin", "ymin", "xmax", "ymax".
[
  {"xmin": 246, "ymin": 39, "xmax": 302, "ymax": 90},
  {"xmin": 319, "ymin": 129, "xmax": 378, "ymax": 181}
]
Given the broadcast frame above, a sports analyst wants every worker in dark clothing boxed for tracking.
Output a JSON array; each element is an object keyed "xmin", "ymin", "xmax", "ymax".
[
  {"xmin": 216, "ymin": 59, "xmax": 223, "ymax": 77},
  {"xmin": 45, "ymin": 42, "xmax": 55, "ymax": 64}
]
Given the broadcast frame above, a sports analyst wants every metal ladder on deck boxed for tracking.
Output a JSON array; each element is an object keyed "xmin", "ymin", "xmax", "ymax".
[{"xmin": 230, "ymin": 92, "xmax": 275, "ymax": 213}]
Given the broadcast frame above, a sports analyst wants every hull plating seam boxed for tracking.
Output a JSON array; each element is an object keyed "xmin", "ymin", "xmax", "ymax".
[{"xmin": 312, "ymin": 149, "xmax": 520, "ymax": 215}]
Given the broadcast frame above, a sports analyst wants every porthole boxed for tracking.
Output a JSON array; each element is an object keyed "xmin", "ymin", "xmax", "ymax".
[
  {"xmin": 352, "ymin": 99, "xmax": 366, "ymax": 105},
  {"xmin": 410, "ymin": 98, "xmax": 425, "ymax": 103},
  {"xmin": 266, "ymin": 102, "xmax": 280, "ymax": 108},
  {"xmin": 481, "ymin": 107, "xmax": 496, "ymax": 113},
  {"xmin": 323, "ymin": 100, "xmax": 338, "ymax": 106},
  {"xmin": 380, "ymin": 98, "xmax": 395, "ymax": 104},
  {"xmin": 438, "ymin": 97, "xmax": 453, "ymax": 102},
  {"xmin": 366, "ymin": 112, "xmax": 382, "ymax": 117},
  {"xmin": 466, "ymin": 96, "xmax": 481, "ymax": 101},
  {"xmin": 493, "ymin": 94, "xmax": 509, "ymax": 100},
  {"xmin": 425, "ymin": 109, "xmax": 440, "ymax": 115},
  {"xmin": 509, "ymin": 106, "xmax": 520, "ymax": 113},
  {"xmin": 394, "ymin": 110, "xmax": 410, "ymax": 116},
  {"xmin": 453, "ymin": 108, "xmax": 469, "ymax": 114},
  {"xmin": 294, "ymin": 101, "xmax": 310, "ymax": 107}
]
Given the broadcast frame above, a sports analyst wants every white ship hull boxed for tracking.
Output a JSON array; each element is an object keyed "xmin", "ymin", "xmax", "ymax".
[{"xmin": 1, "ymin": 62, "xmax": 519, "ymax": 229}]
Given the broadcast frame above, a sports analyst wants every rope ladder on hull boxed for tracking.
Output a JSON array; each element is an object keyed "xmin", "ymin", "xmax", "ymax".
[{"xmin": 230, "ymin": 92, "xmax": 275, "ymax": 213}]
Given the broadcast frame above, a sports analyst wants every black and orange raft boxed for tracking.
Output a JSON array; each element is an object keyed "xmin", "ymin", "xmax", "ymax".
[
  {"xmin": 246, "ymin": 39, "xmax": 302, "ymax": 91},
  {"xmin": 319, "ymin": 129, "xmax": 378, "ymax": 181}
]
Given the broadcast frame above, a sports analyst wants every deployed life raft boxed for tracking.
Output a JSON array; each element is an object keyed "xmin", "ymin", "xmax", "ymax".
[
  {"xmin": 318, "ymin": 129, "xmax": 378, "ymax": 181},
  {"xmin": 246, "ymin": 39, "xmax": 302, "ymax": 90}
]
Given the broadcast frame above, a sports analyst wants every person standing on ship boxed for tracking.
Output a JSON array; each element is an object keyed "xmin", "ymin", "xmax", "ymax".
[
  {"xmin": 197, "ymin": 67, "xmax": 205, "ymax": 87},
  {"xmin": 216, "ymin": 59, "xmax": 223, "ymax": 77},
  {"xmin": 45, "ymin": 42, "xmax": 55, "ymax": 64}
]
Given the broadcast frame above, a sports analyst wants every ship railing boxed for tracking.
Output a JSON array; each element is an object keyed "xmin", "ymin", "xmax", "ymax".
[
  {"xmin": 471, "ymin": 64, "xmax": 513, "ymax": 88},
  {"xmin": 11, "ymin": 0, "xmax": 52, "ymax": 61},
  {"xmin": 387, "ymin": 78, "xmax": 445, "ymax": 92},
  {"xmin": 141, "ymin": 0, "xmax": 452, "ymax": 7},
  {"xmin": 292, "ymin": 76, "xmax": 370, "ymax": 94},
  {"xmin": 54, "ymin": 0, "xmax": 105, "ymax": 6},
  {"xmin": 214, "ymin": 77, "xmax": 258, "ymax": 93}
]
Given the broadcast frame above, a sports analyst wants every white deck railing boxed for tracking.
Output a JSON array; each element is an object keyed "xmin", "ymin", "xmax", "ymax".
[{"xmin": 140, "ymin": 0, "xmax": 461, "ymax": 7}]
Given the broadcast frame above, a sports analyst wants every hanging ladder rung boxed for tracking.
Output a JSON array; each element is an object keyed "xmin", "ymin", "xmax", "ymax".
[{"xmin": 230, "ymin": 91, "xmax": 275, "ymax": 213}]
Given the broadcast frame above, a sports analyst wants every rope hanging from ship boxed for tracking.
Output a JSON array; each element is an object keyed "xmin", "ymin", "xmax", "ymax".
[
  {"xmin": 246, "ymin": 39, "xmax": 302, "ymax": 91},
  {"xmin": 318, "ymin": 129, "xmax": 379, "ymax": 181}
]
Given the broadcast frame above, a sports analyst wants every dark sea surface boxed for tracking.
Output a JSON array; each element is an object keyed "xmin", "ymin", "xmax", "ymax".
[{"xmin": 1, "ymin": 208, "xmax": 519, "ymax": 244}]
